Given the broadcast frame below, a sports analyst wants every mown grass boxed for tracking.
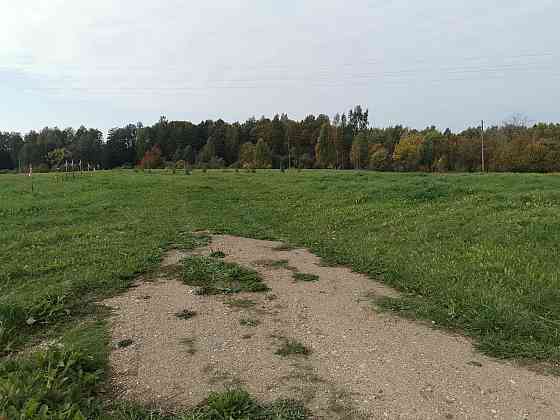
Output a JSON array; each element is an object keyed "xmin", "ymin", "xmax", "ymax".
[
  {"xmin": 2, "ymin": 169, "xmax": 560, "ymax": 417},
  {"xmin": 182, "ymin": 255, "xmax": 269, "ymax": 295}
]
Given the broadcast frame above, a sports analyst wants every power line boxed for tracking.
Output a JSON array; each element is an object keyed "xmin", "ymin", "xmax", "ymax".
[{"xmin": 17, "ymin": 67, "xmax": 560, "ymax": 95}]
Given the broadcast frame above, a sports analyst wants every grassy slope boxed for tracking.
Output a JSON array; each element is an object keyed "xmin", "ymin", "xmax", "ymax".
[
  {"xmin": 1, "ymin": 169, "xmax": 560, "ymax": 415},
  {"xmin": 2, "ymin": 170, "xmax": 560, "ymax": 358}
]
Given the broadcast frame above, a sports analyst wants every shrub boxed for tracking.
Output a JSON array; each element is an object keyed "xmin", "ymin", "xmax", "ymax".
[
  {"xmin": 139, "ymin": 145, "xmax": 163, "ymax": 169},
  {"xmin": 207, "ymin": 157, "xmax": 225, "ymax": 169},
  {"xmin": 35, "ymin": 164, "xmax": 50, "ymax": 173}
]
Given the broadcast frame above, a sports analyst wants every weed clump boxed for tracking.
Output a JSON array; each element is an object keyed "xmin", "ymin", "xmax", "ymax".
[
  {"xmin": 293, "ymin": 272, "xmax": 319, "ymax": 282},
  {"xmin": 182, "ymin": 255, "xmax": 269, "ymax": 295},
  {"xmin": 0, "ymin": 348, "xmax": 102, "ymax": 419},
  {"xmin": 185, "ymin": 388, "xmax": 310, "ymax": 420},
  {"xmin": 275, "ymin": 339, "xmax": 312, "ymax": 357},
  {"xmin": 175, "ymin": 309, "xmax": 197, "ymax": 320},
  {"xmin": 117, "ymin": 338, "xmax": 134, "ymax": 348},
  {"xmin": 240, "ymin": 318, "xmax": 260, "ymax": 327},
  {"xmin": 176, "ymin": 231, "xmax": 211, "ymax": 251},
  {"xmin": 209, "ymin": 250, "xmax": 226, "ymax": 258}
]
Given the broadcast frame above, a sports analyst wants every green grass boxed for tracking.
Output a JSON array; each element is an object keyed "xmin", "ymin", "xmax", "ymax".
[
  {"xmin": 275, "ymin": 339, "xmax": 312, "ymax": 357},
  {"xmin": 101, "ymin": 389, "xmax": 309, "ymax": 420},
  {"xmin": 209, "ymin": 250, "xmax": 226, "ymax": 258},
  {"xmin": 0, "ymin": 347, "xmax": 104, "ymax": 419},
  {"xmin": 273, "ymin": 244, "xmax": 297, "ymax": 251},
  {"xmin": 182, "ymin": 255, "xmax": 269, "ymax": 295},
  {"xmin": 184, "ymin": 389, "xmax": 309, "ymax": 420},
  {"xmin": 0, "ymin": 321, "xmax": 108, "ymax": 419},
  {"xmin": 117, "ymin": 338, "xmax": 134, "ymax": 348},
  {"xmin": 292, "ymin": 272, "xmax": 320, "ymax": 282},
  {"xmin": 2, "ymin": 169, "xmax": 560, "ymax": 417},
  {"xmin": 254, "ymin": 259, "xmax": 296, "ymax": 271},
  {"xmin": 175, "ymin": 309, "xmax": 197, "ymax": 320},
  {"xmin": 240, "ymin": 318, "xmax": 261, "ymax": 327}
]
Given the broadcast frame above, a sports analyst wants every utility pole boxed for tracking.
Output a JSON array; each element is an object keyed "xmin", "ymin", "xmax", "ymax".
[
  {"xmin": 481, "ymin": 120, "xmax": 485, "ymax": 172},
  {"xmin": 287, "ymin": 133, "xmax": 291, "ymax": 170}
]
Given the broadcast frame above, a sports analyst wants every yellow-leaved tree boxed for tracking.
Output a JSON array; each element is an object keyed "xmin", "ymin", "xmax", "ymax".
[{"xmin": 392, "ymin": 134, "xmax": 425, "ymax": 171}]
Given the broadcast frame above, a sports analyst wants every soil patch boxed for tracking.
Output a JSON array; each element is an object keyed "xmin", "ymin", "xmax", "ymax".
[{"xmin": 105, "ymin": 235, "xmax": 560, "ymax": 419}]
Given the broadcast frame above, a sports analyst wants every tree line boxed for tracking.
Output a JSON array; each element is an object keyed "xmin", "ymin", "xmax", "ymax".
[{"xmin": 2, "ymin": 106, "xmax": 560, "ymax": 173}]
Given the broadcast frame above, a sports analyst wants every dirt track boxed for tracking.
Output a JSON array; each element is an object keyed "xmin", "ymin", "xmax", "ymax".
[{"xmin": 105, "ymin": 235, "xmax": 560, "ymax": 419}]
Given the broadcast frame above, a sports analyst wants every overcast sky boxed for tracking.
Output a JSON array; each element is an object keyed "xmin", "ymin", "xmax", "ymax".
[{"xmin": 1, "ymin": 0, "xmax": 559, "ymax": 135}]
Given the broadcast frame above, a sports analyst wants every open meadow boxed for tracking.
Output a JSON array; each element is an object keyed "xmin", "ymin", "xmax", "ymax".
[{"xmin": 2, "ymin": 169, "xmax": 560, "ymax": 418}]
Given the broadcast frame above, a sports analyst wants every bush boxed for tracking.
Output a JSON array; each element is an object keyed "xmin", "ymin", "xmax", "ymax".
[
  {"xmin": 207, "ymin": 157, "xmax": 225, "ymax": 169},
  {"xmin": 139, "ymin": 145, "xmax": 163, "ymax": 169},
  {"xmin": 35, "ymin": 164, "xmax": 50, "ymax": 173}
]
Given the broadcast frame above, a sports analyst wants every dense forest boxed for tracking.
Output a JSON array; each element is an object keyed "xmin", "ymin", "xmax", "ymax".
[{"xmin": 2, "ymin": 106, "xmax": 560, "ymax": 173}]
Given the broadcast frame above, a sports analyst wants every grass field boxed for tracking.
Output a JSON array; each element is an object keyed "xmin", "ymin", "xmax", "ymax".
[{"xmin": 2, "ymin": 169, "xmax": 560, "ymax": 418}]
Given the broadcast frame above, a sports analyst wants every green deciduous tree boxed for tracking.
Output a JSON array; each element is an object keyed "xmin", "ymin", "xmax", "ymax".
[
  {"xmin": 315, "ymin": 123, "xmax": 336, "ymax": 168},
  {"xmin": 350, "ymin": 133, "xmax": 368, "ymax": 169},
  {"xmin": 239, "ymin": 142, "xmax": 256, "ymax": 168},
  {"xmin": 255, "ymin": 138, "xmax": 272, "ymax": 168},
  {"xmin": 392, "ymin": 133, "xmax": 424, "ymax": 171}
]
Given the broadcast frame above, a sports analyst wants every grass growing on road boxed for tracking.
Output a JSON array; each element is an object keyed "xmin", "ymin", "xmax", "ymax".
[
  {"xmin": 240, "ymin": 318, "xmax": 261, "ymax": 327},
  {"xmin": 182, "ymin": 255, "xmax": 269, "ymax": 295},
  {"xmin": 293, "ymin": 272, "xmax": 319, "ymax": 282},
  {"xmin": 275, "ymin": 339, "xmax": 312, "ymax": 357}
]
